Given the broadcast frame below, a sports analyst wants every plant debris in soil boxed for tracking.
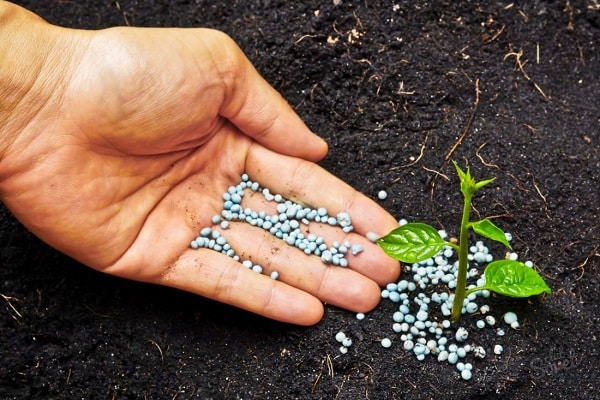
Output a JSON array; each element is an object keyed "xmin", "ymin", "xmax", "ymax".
[{"xmin": 2, "ymin": 1, "xmax": 599, "ymax": 399}]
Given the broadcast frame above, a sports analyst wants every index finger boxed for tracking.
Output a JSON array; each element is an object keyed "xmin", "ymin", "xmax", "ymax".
[{"xmin": 245, "ymin": 144, "xmax": 400, "ymax": 237}]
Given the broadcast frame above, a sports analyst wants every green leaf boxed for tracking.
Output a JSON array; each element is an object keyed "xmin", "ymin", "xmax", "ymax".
[
  {"xmin": 453, "ymin": 161, "xmax": 496, "ymax": 197},
  {"xmin": 474, "ymin": 177, "xmax": 495, "ymax": 191},
  {"xmin": 483, "ymin": 260, "xmax": 552, "ymax": 297},
  {"xmin": 453, "ymin": 161, "xmax": 468, "ymax": 182},
  {"xmin": 377, "ymin": 223, "xmax": 446, "ymax": 263},
  {"xmin": 453, "ymin": 161, "xmax": 472, "ymax": 198},
  {"xmin": 471, "ymin": 219, "xmax": 512, "ymax": 249}
]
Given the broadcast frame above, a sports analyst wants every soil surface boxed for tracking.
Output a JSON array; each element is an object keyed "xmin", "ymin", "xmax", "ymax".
[{"xmin": 2, "ymin": 1, "xmax": 599, "ymax": 399}]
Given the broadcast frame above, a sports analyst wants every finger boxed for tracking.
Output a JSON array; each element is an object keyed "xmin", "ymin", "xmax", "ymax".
[
  {"xmin": 235, "ymin": 189, "xmax": 398, "ymax": 286},
  {"xmin": 205, "ymin": 30, "xmax": 328, "ymax": 162},
  {"xmin": 160, "ymin": 248, "xmax": 326, "ymax": 326},
  {"xmin": 217, "ymin": 222, "xmax": 382, "ymax": 312},
  {"xmin": 244, "ymin": 145, "xmax": 401, "ymax": 283},
  {"xmin": 246, "ymin": 145, "xmax": 399, "ymax": 236}
]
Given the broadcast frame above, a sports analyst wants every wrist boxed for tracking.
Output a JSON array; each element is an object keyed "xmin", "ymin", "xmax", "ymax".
[{"xmin": 0, "ymin": 2, "xmax": 81, "ymax": 163}]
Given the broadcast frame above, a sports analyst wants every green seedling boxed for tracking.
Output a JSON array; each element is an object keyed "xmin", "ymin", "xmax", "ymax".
[{"xmin": 378, "ymin": 162, "xmax": 551, "ymax": 322}]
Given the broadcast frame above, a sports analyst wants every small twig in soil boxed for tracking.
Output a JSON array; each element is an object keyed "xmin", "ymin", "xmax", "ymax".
[
  {"xmin": 334, "ymin": 379, "xmax": 344, "ymax": 400},
  {"xmin": 518, "ymin": 10, "xmax": 529, "ymax": 22},
  {"xmin": 327, "ymin": 353, "xmax": 334, "ymax": 377},
  {"xmin": 504, "ymin": 347, "xmax": 513, "ymax": 370},
  {"xmin": 309, "ymin": 82, "xmax": 319, "ymax": 103},
  {"xmin": 532, "ymin": 177, "xmax": 548, "ymax": 204},
  {"xmin": 389, "ymin": 132, "xmax": 429, "ymax": 175},
  {"xmin": 148, "ymin": 339, "xmax": 164, "ymax": 362},
  {"xmin": 349, "ymin": 57, "xmax": 373, "ymax": 67},
  {"xmin": 564, "ymin": 0, "xmax": 575, "ymax": 31},
  {"xmin": 311, "ymin": 360, "xmax": 324, "ymax": 393},
  {"xmin": 475, "ymin": 143, "xmax": 500, "ymax": 169},
  {"xmin": 396, "ymin": 81, "xmax": 416, "ymax": 95},
  {"xmin": 575, "ymin": 244, "xmax": 600, "ymax": 281},
  {"xmin": 311, "ymin": 354, "xmax": 334, "ymax": 394},
  {"xmin": 293, "ymin": 34, "xmax": 318, "ymax": 44},
  {"xmin": 360, "ymin": 362, "xmax": 374, "ymax": 399},
  {"xmin": 504, "ymin": 48, "xmax": 550, "ymax": 101},
  {"xmin": 113, "ymin": 1, "xmax": 131, "ymax": 26},
  {"xmin": 1, "ymin": 293, "xmax": 22, "ymax": 319},
  {"xmin": 368, "ymin": 73, "xmax": 382, "ymax": 95},
  {"xmin": 426, "ymin": 165, "xmax": 451, "ymax": 230},
  {"xmin": 483, "ymin": 23, "xmax": 505, "ymax": 43},
  {"xmin": 353, "ymin": 11, "xmax": 365, "ymax": 32},
  {"xmin": 513, "ymin": 164, "xmax": 550, "ymax": 218},
  {"xmin": 423, "ymin": 165, "xmax": 450, "ymax": 182},
  {"xmin": 35, "ymin": 289, "xmax": 42, "ymax": 314},
  {"xmin": 578, "ymin": 45, "xmax": 586, "ymax": 66},
  {"xmin": 484, "ymin": 212, "xmax": 514, "ymax": 221},
  {"xmin": 83, "ymin": 303, "xmax": 111, "ymax": 318},
  {"xmin": 445, "ymin": 79, "xmax": 480, "ymax": 161},
  {"xmin": 403, "ymin": 377, "xmax": 417, "ymax": 390},
  {"xmin": 505, "ymin": 170, "xmax": 530, "ymax": 193}
]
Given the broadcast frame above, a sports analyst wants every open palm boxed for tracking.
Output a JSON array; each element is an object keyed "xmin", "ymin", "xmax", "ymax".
[{"xmin": 0, "ymin": 21, "xmax": 399, "ymax": 324}]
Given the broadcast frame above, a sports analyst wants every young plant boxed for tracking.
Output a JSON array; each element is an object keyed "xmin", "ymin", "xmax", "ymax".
[{"xmin": 378, "ymin": 162, "xmax": 551, "ymax": 323}]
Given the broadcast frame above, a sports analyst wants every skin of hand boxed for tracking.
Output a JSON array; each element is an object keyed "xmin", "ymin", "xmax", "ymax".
[{"xmin": 0, "ymin": 2, "xmax": 400, "ymax": 325}]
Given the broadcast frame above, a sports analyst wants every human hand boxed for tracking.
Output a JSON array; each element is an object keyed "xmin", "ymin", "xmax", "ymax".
[{"xmin": 0, "ymin": 4, "xmax": 400, "ymax": 325}]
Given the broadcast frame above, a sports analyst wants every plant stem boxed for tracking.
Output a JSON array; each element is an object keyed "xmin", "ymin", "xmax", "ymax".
[{"xmin": 451, "ymin": 191, "xmax": 473, "ymax": 322}]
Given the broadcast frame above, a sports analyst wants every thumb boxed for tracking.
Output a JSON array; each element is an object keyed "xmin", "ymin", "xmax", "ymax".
[{"xmin": 205, "ymin": 29, "xmax": 328, "ymax": 162}]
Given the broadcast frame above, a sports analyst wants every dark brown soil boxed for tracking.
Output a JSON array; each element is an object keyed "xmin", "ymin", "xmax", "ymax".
[{"xmin": 2, "ymin": 1, "xmax": 599, "ymax": 399}]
